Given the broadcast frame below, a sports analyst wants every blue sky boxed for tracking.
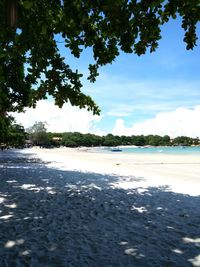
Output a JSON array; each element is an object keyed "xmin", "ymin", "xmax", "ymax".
[{"xmin": 14, "ymin": 18, "xmax": 200, "ymax": 137}]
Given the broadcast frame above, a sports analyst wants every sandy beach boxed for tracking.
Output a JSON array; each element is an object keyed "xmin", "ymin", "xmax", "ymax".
[
  {"xmin": 25, "ymin": 147, "xmax": 200, "ymax": 195},
  {"xmin": 0, "ymin": 147, "xmax": 200, "ymax": 266}
]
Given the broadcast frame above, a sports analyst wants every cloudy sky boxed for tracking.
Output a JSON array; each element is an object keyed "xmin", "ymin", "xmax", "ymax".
[{"xmin": 14, "ymin": 18, "xmax": 200, "ymax": 138}]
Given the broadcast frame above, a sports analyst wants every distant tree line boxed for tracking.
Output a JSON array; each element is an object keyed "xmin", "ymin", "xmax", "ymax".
[
  {"xmin": 25, "ymin": 122, "xmax": 200, "ymax": 147},
  {"xmin": 59, "ymin": 133, "xmax": 199, "ymax": 147},
  {"xmin": 1, "ymin": 120, "xmax": 199, "ymax": 149}
]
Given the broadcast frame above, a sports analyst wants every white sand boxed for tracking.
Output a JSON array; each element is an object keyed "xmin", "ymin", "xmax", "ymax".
[
  {"xmin": 0, "ymin": 148, "xmax": 200, "ymax": 266},
  {"xmin": 24, "ymin": 146, "xmax": 200, "ymax": 196}
]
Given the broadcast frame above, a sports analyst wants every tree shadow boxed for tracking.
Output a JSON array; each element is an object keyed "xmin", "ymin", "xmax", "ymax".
[{"xmin": 0, "ymin": 150, "xmax": 200, "ymax": 267}]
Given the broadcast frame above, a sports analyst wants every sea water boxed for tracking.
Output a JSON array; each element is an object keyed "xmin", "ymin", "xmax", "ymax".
[{"xmin": 101, "ymin": 146, "xmax": 200, "ymax": 155}]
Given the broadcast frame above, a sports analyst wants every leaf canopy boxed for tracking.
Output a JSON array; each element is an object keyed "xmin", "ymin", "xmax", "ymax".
[{"xmin": 0, "ymin": 0, "xmax": 199, "ymax": 116}]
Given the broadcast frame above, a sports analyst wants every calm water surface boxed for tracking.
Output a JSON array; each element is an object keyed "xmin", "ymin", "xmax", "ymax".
[{"xmin": 100, "ymin": 146, "xmax": 200, "ymax": 155}]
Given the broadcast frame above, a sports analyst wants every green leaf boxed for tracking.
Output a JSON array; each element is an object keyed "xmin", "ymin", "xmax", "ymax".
[
  {"xmin": 22, "ymin": 1, "xmax": 33, "ymax": 10},
  {"xmin": 41, "ymin": 25, "xmax": 47, "ymax": 35}
]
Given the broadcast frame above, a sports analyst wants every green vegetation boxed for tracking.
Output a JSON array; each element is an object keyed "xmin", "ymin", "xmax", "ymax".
[
  {"xmin": 0, "ymin": 116, "xmax": 26, "ymax": 148},
  {"xmin": 47, "ymin": 132, "xmax": 199, "ymax": 148},
  {"xmin": 26, "ymin": 121, "xmax": 50, "ymax": 147}
]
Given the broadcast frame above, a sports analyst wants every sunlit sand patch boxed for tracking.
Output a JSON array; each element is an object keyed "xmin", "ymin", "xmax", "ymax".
[
  {"xmin": 124, "ymin": 248, "xmax": 145, "ymax": 258},
  {"xmin": 33, "ymin": 216, "xmax": 43, "ymax": 220},
  {"xmin": 4, "ymin": 166, "xmax": 33, "ymax": 169},
  {"xmin": 167, "ymin": 226, "xmax": 176, "ymax": 230},
  {"xmin": 119, "ymin": 241, "xmax": 129, "ymax": 246},
  {"xmin": 188, "ymin": 255, "xmax": 200, "ymax": 267},
  {"xmin": 6, "ymin": 180, "xmax": 17, "ymax": 183},
  {"xmin": 172, "ymin": 248, "xmax": 183, "ymax": 254},
  {"xmin": 4, "ymin": 238, "xmax": 24, "ymax": 248},
  {"xmin": 5, "ymin": 203, "xmax": 17, "ymax": 208},
  {"xmin": 0, "ymin": 197, "xmax": 6, "ymax": 204},
  {"xmin": 20, "ymin": 250, "xmax": 31, "ymax": 256},
  {"xmin": 124, "ymin": 248, "xmax": 138, "ymax": 256},
  {"xmin": 69, "ymin": 183, "xmax": 102, "ymax": 192},
  {"xmin": 183, "ymin": 237, "xmax": 200, "ymax": 244},
  {"xmin": 131, "ymin": 205, "xmax": 148, "ymax": 213},
  {"xmin": 0, "ymin": 214, "xmax": 13, "ymax": 220},
  {"xmin": 110, "ymin": 180, "xmax": 146, "ymax": 190},
  {"xmin": 4, "ymin": 239, "xmax": 24, "ymax": 248},
  {"xmin": 46, "ymin": 187, "xmax": 56, "ymax": 194},
  {"xmin": 23, "ymin": 217, "xmax": 31, "ymax": 220},
  {"xmin": 15, "ymin": 184, "xmax": 43, "ymax": 192},
  {"xmin": 4, "ymin": 241, "xmax": 16, "ymax": 248},
  {"xmin": 20, "ymin": 184, "xmax": 37, "ymax": 189}
]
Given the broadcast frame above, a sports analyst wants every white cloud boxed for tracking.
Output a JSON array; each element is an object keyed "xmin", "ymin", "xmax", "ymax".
[
  {"xmin": 12, "ymin": 100, "xmax": 102, "ymax": 133},
  {"xmin": 112, "ymin": 106, "xmax": 200, "ymax": 138},
  {"xmin": 85, "ymin": 71, "xmax": 200, "ymax": 119}
]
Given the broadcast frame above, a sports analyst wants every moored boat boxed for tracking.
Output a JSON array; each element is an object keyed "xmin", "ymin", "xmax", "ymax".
[{"xmin": 111, "ymin": 147, "xmax": 122, "ymax": 152}]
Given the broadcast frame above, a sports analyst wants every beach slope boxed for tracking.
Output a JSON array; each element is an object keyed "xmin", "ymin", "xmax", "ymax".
[{"xmin": 0, "ymin": 148, "xmax": 200, "ymax": 266}]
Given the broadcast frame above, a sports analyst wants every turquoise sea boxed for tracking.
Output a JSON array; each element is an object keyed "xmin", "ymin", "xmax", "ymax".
[{"xmin": 101, "ymin": 146, "xmax": 200, "ymax": 155}]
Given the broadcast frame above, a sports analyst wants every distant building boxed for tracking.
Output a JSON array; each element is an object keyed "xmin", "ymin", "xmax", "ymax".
[
  {"xmin": 25, "ymin": 140, "xmax": 33, "ymax": 147},
  {"xmin": 52, "ymin": 137, "xmax": 62, "ymax": 142}
]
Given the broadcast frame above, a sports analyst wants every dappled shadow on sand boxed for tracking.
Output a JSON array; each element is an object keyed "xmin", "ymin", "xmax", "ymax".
[{"xmin": 0, "ymin": 150, "xmax": 200, "ymax": 267}]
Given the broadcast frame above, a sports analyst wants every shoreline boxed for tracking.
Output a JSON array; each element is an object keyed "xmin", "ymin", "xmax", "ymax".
[{"xmin": 22, "ymin": 147, "xmax": 200, "ymax": 196}]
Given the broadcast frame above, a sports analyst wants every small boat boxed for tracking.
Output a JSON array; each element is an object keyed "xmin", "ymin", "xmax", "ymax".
[{"xmin": 111, "ymin": 147, "xmax": 122, "ymax": 152}]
